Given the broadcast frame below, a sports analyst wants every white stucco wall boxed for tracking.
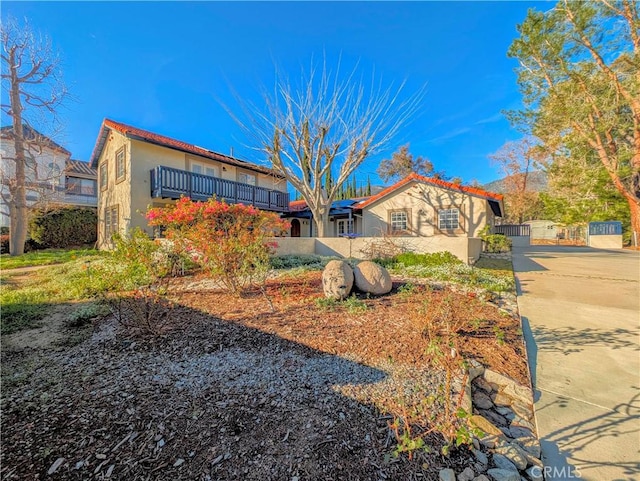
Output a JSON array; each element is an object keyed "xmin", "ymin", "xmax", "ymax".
[
  {"xmin": 588, "ymin": 235, "xmax": 623, "ymax": 249},
  {"xmin": 270, "ymin": 236, "xmax": 482, "ymax": 264}
]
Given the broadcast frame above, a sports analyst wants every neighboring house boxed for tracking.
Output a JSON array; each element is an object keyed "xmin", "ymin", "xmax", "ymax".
[
  {"xmin": 64, "ymin": 159, "xmax": 98, "ymax": 207},
  {"xmin": 286, "ymin": 173, "xmax": 503, "ymax": 238},
  {"xmin": 0, "ymin": 125, "xmax": 97, "ymax": 227},
  {"xmin": 89, "ymin": 119, "xmax": 289, "ymax": 248}
]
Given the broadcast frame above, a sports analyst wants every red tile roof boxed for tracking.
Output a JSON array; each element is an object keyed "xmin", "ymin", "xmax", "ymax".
[
  {"xmin": 289, "ymin": 199, "xmax": 309, "ymax": 211},
  {"xmin": 355, "ymin": 173, "xmax": 503, "ymax": 209},
  {"xmin": 89, "ymin": 119, "xmax": 284, "ymax": 178}
]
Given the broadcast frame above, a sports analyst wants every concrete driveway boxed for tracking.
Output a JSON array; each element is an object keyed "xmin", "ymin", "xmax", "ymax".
[{"xmin": 512, "ymin": 246, "xmax": 640, "ymax": 481}]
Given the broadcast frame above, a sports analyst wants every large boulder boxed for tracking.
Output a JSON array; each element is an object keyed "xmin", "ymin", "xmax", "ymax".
[
  {"xmin": 353, "ymin": 261, "xmax": 392, "ymax": 295},
  {"xmin": 322, "ymin": 260, "xmax": 354, "ymax": 300}
]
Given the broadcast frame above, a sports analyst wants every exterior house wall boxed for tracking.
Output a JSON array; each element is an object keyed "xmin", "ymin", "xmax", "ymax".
[
  {"xmin": 288, "ymin": 218, "xmax": 312, "ymax": 237},
  {"xmin": 128, "ymin": 140, "xmax": 189, "ymax": 237},
  {"xmin": 185, "ymin": 153, "xmax": 285, "ymax": 192},
  {"xmin": 97, "ymin": 131, "xmax": 130, "ymax": 246},
  {"xmin": 362, "ymin": 183, "xmax": 490, "ymax": 238}
]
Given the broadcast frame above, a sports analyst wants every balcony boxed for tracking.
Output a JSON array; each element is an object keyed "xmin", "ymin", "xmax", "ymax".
[{"xmin": 150, "ymin": 166, "xmax": 289, "ymax": 213}]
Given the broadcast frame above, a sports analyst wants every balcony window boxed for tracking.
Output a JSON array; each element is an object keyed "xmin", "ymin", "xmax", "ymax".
[
  {"xmin": 238, "ymin": 172, "xmax": 256, "ymax": 186},
  {"xmin": 67, "ymin": 177, "xmax": 97, "ymax": 196}
]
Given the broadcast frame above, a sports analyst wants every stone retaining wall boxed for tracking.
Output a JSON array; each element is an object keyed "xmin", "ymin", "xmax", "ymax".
[{"xmin": 480, "ymin": 252, "xmax": 512, "ymax": 261}]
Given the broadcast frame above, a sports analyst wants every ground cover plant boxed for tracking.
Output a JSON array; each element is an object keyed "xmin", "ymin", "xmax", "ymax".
[
  {"xmin": 0, "ymin": 250, "xmax": 106, "ymax": 334},
  {"xmin": 0, "ymin": 247, "xmax": 100, "ymax": 270},
  {"xmin": 378, "ymin": 251, "xmax": 516, "ymax": 293}
]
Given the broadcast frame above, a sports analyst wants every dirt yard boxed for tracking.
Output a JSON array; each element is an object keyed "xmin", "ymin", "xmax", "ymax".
[{"xmin": 1, "ymin": 271, "xmax": 528, "ymax": 480}]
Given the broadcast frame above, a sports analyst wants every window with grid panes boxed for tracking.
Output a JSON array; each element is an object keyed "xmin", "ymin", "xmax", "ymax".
[
  {"xmin": 105, "ymin": 205, "xmax": 119, "ymax": 239},
  {"xmin": 390, "ymin": 210, "xmax": 408, "ymax": 232},
  {"xmin": 438, "ymin": 208, "xmax": 459, "ymax": 230},
  {"xmin": 115, "ymin": 148, "xmax": 126, "ymax": 181},
  {"xmin": 99, "ymin": 163, "xmax": 107, "ymax": 190}
]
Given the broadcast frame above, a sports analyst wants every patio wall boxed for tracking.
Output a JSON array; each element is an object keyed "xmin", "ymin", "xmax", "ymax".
[{"xmin": 270, "ymin": 236, "xmax": 483, "ymax": 264}]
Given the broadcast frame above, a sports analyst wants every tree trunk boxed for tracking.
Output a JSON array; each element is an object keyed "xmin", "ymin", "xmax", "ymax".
[
  {"xmin": 628, "ymin": 196, "xmax": 640, "ymax": 246},
  {"xmin": 314, "ymin": 215, "xmax": 332, "ymax": 238},
  {"xmin": 9, "ymin": 203, "xmax": 27, "ymax": 256},
  {"xmin": 310, "ymin": 205, "xmax": 331, "ymax": 238},
  {"xmin": 8, "ymin": 46, "xmax": 28, "ymax": 257}
]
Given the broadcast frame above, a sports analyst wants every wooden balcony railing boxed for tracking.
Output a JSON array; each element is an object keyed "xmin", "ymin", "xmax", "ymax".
[{"xmin": 150, "ymin": 166, "xmax": 289, "ymax": 212}]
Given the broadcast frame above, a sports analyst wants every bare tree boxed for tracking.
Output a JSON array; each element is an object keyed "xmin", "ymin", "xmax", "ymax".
[
  {"xmin": 489, "ymin": 137, "xmax": 544, "ymax": 224},
  {"xmin": 236, "ymin": 60, "xmax": 425, "ymax": 237},
  {"xmin": 377, "ymin": 144, "xmax": 434, "ymax": 183},
  {"xmin": 1, "ymin": 17, "xmax": 67, "ymax": 255}
]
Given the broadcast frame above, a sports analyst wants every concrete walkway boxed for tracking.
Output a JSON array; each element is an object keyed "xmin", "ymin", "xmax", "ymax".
[{"xmin": 512, "ymin": 246, "xmax": 640, "ymax": 481}]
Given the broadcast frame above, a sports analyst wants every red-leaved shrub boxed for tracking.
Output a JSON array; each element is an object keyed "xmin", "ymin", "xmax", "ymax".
[{"xmin": 147, "ymin": 198, "xmax": 289, "ymax": 294}]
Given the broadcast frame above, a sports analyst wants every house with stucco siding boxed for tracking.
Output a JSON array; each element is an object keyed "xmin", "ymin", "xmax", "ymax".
[
  {"xmin": 286, "ymin": 173, "xmax": 504, "ymax": 239},
  {"xmin": 89, "ymin": 119, "xmax": 289, "ymax": 248}
]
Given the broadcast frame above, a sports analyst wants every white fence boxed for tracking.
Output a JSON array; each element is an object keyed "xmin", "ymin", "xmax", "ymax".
[{"xmin": 270, "ymin": 236, "xmax": 483, "ymax": 264}]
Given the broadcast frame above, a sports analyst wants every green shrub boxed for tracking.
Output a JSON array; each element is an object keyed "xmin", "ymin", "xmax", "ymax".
[
  {"xmin": 344, "ymin": 295, "xmax": 368, "ymax": 314},
  {"xmin": 481, "ymin": 234, "xmax": 512, "ymax": 253},
  {"xmin": 270, "ymin": 254, "xmax": 333, "ymax": 270},
  {"xmin": 29, "ymin": 207, "xmax": 97, "ymax": 248},
  {"xmin": 394, "ymin": 251, "xmax": 462, "ymax": 267},
  {"xmin": 315, "ymin": 297, "xmax": 338, "ymax": 311},
  {"xmin": 66, "ymin": 303, "xmax": 109, "ymax": 328}
]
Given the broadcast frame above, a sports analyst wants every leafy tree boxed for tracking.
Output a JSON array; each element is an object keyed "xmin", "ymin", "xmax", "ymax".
[
  {"xmin": 541, "ymin": 147, "xmax": 630, "ymax": 228},
  {"xmin": 1, "ymin": 17, "xmax": 68, "ymax": 256},
  {"xmin": 508, "ymin": 0, "xmax": 640, "ymax": 237},
  {"xmin": 377, "ymin": 144, "xmax": 434, "ymax": 183},
  {"xmin": 489, "ymin": 137, "xmax": 545, "ymax": 223},
  {"xmin": 236, "ymin": 61, "xmax": 425, "ymax": 237}
]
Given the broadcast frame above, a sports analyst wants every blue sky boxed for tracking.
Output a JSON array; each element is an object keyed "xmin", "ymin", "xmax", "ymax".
[{"xmin": 2, "ymin": 1, "xmax": 549, "ymax": 187}]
